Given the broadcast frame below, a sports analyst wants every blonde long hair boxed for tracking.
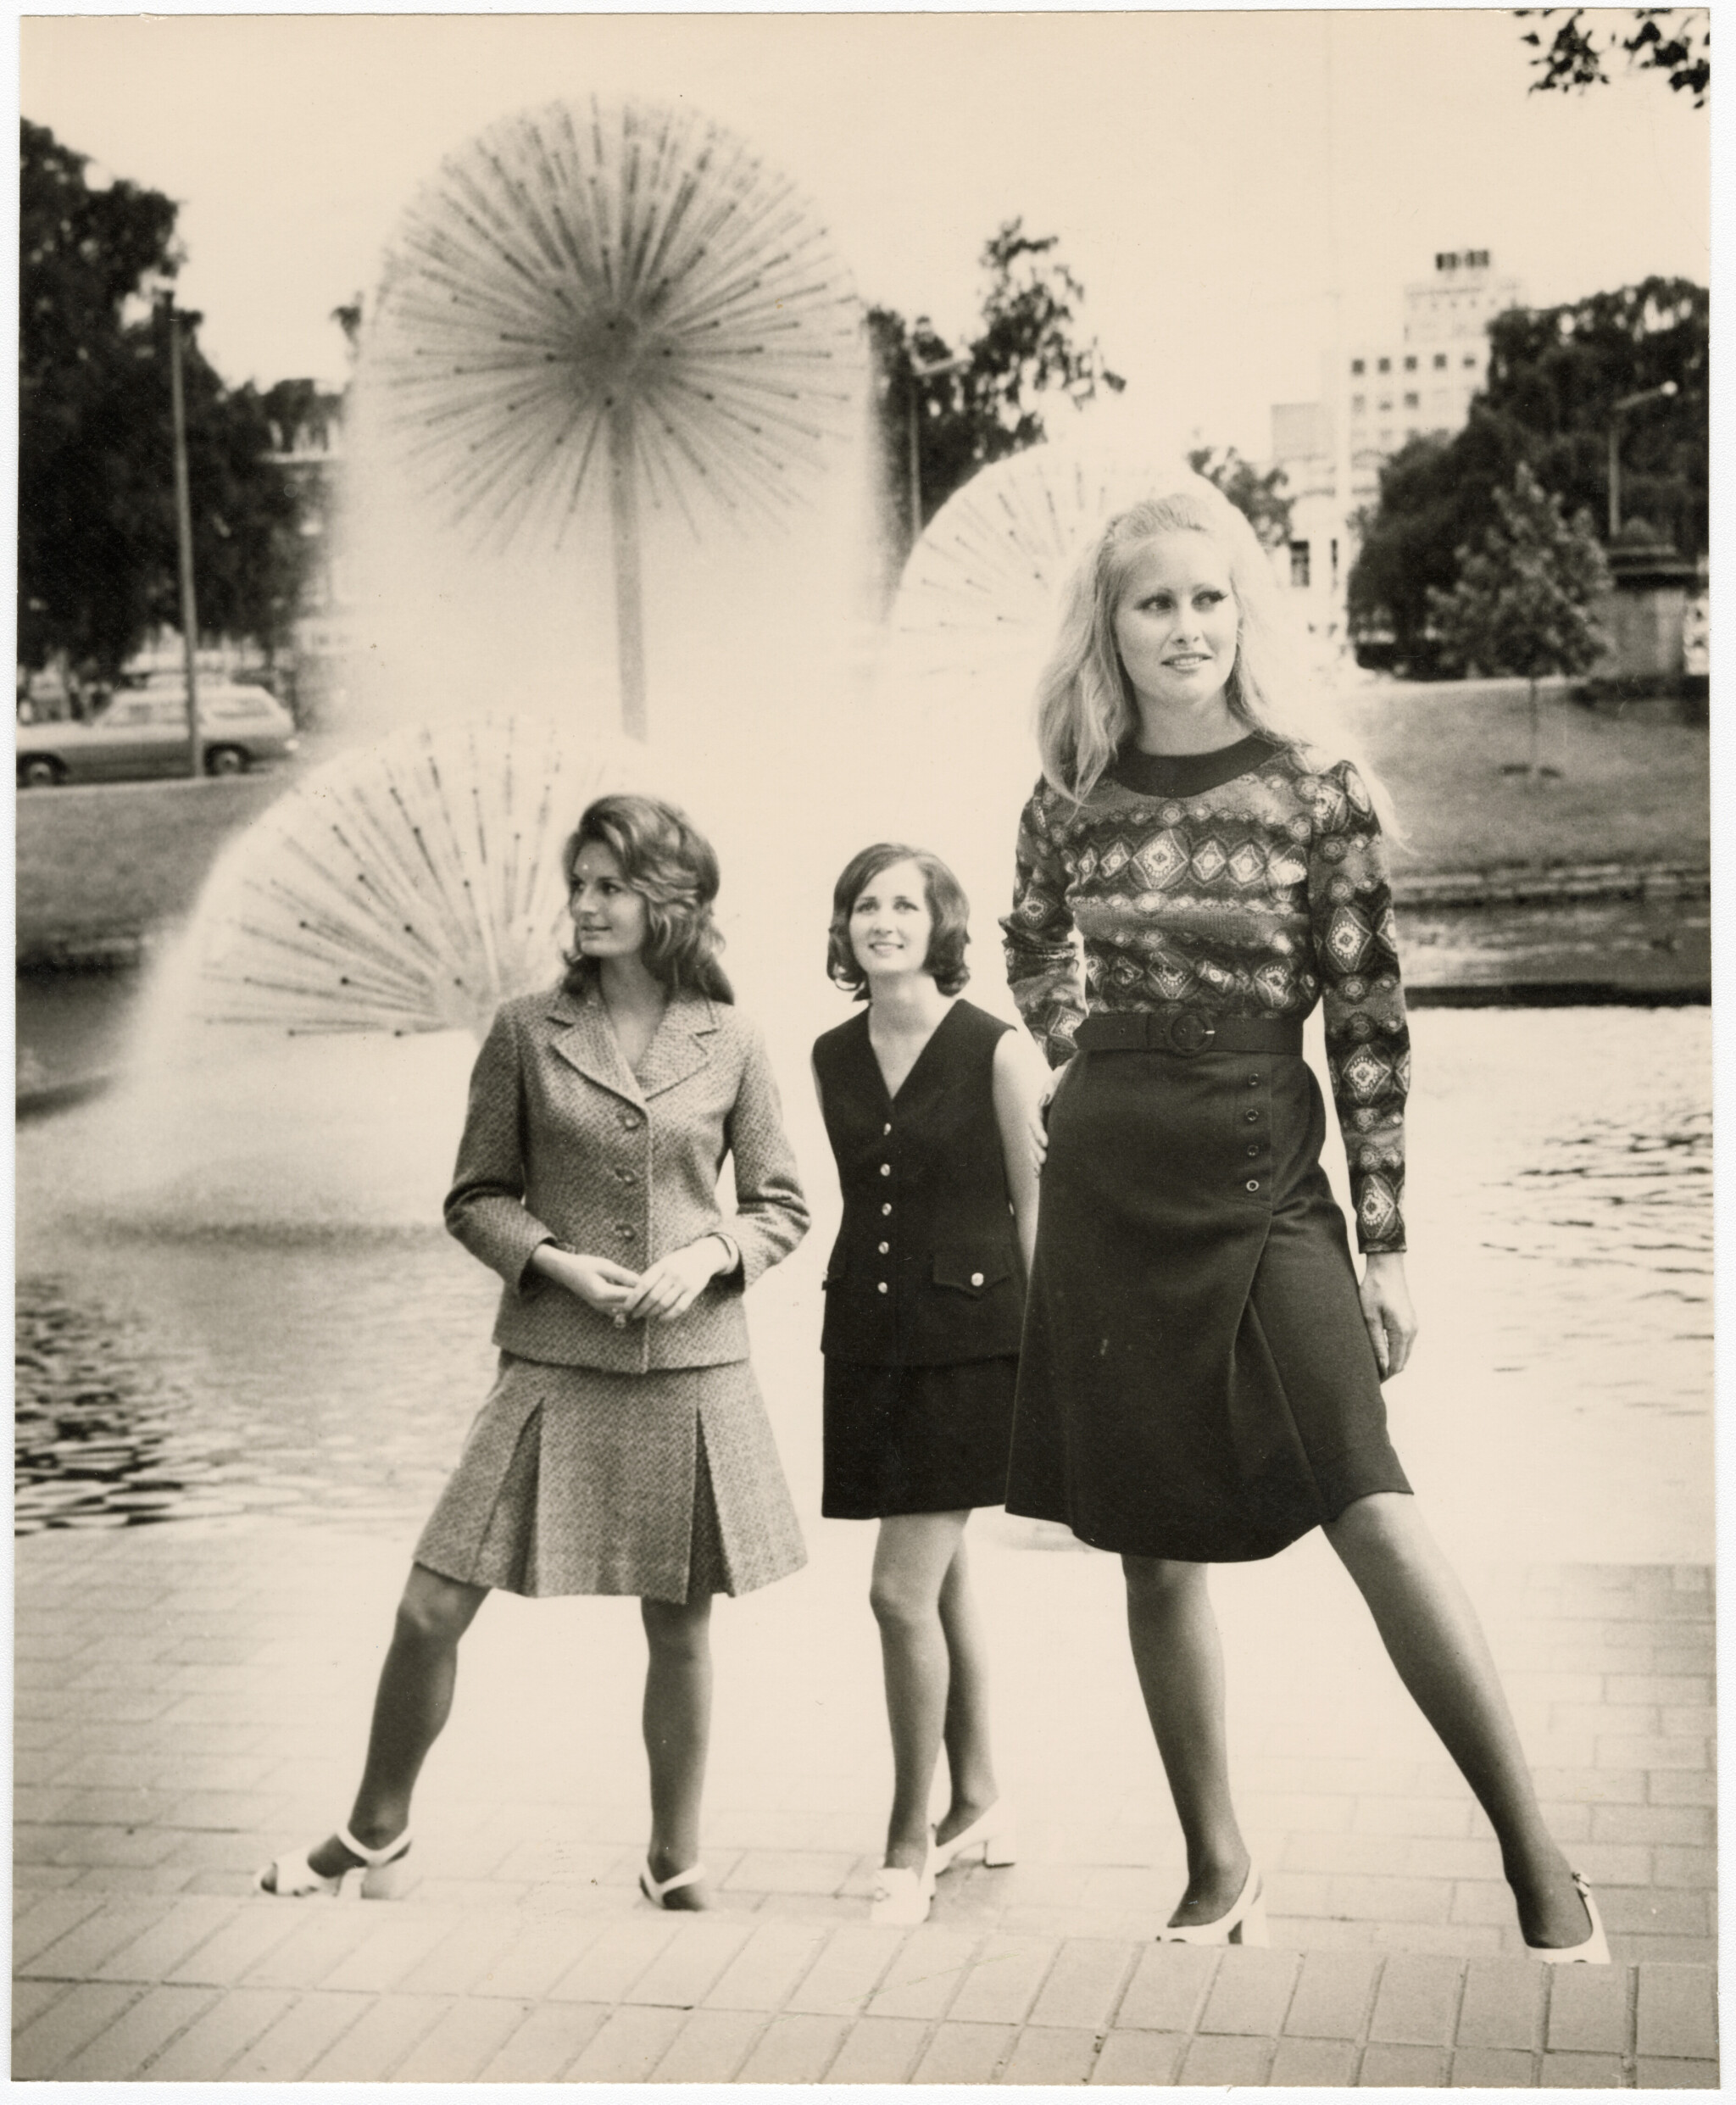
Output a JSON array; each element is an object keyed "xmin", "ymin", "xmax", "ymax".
[{"xmin": 1033, "ymin": 478, "xmax": 1398, "ymax": 833}]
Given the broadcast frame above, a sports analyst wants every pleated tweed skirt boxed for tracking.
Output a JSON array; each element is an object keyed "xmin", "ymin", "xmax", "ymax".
[{"xmin": 415, "ymin": 1353, "xmax": 807, "ymax": 1605}]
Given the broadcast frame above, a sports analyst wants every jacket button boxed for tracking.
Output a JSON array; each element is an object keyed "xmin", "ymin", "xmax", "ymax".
[
  {"xmin": 620, "ymin": 1110, "xmax": 640, "ymax": 1128},
  {"xmin": 876, "ymin": 1281, "xmax": 887, "ymax": 1295},
  {"xmin": 881, "ymin": 1202, "xmax": 892, "ymax": 1217},
  {"xmin": 1245, "ymin": 1179, "xmax": 1260, "ymax": 1192},
  {"xmin": 971, "ymin": 1272, "xmax": 984, "ymax": 1287},
  {"xmin": 616, "ymin": 1223, "xmax": 636, "ymax": 1239},
  {"xmin": 879, "ymin": 1163, "xmax": 891, "ymax": 1177},
  {"xmin": 878, "ymin": 1241, "xmax": 889, "ymax": 1255}
]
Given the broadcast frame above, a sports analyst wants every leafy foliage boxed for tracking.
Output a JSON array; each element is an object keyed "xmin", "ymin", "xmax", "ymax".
[
  {"xmin": 868, "ymin": 220, "xmax": 1124, "ymax": 560},
  {"xmin": 19, "ymin": 119, "xmax": 303, "ymax": 682},
  {"xmin": 1516, "ymin": 8, "xmax": 1709, "ymax": 105},
  {"xmin": 1348, "ymin": 276, "xmax": 1705, "ymax": 666},
  {"xmin": 1427, "ymin": 464, "xmax": 1609, "ymax": 683},
  {"xmin": 1186, "ymin": 445, "xmax": 1294, "ymax": 549}
]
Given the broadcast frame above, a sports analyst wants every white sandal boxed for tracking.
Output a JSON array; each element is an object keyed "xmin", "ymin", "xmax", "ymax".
[
  {"xmin": 256, "ymin": 1822, "xmax": 414, "ymax": 1901},
  {"xmin": 932, "ymin": 1800, "xmax": 1018, "ymax": 1874},
  {"xmin": 639, "ymin": 1857, "xmax": 709, "ymax": 1908}
]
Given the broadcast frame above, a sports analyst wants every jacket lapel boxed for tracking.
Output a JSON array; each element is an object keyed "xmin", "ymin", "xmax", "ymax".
[
  {"xmin": 636, "ymin": 993, "xmax": 717, "ymax": 1099},
  {"xmin": 547, "ymin": 984, "xmax": 643, "ymax": 1108}
]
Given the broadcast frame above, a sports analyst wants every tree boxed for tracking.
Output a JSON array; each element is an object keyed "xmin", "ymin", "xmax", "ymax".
[
  {"xmin": 1427, "ymin": 464, "xmax": 1610, "ymax": 778},
  {"xmin": 869, "ymin": 220, "xmax": 1124, "ymax": 567},
  {"xmin": 1516, "ymin": 8, "xmax": 1710, "ymax": 105},
  {"xmin": 19, "ymin": 119, "xmax": 302, "ymax": 685},
  {"xmin": 1348, "ymin": 276, "xmax": 1705, "ymax": 669},
  {"xmin": 1186, "ymin": 445, "xmax": 1293, "ymax": 550}
]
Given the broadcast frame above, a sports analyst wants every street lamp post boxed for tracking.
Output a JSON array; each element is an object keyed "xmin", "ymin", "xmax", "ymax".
[
  {"xmin": 160, "ymin": 291, "xmax": 202, "ymax": 777},
  {"xmin": 1607, "ymin": 381, "xmax": 1679, "ymax": 541},
  {"xmin": 905, "ymin": 348, "xmax": 971, "ymax": 550}
]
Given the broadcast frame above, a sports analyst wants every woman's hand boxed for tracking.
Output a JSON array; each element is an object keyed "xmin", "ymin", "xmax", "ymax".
[
  {"xmin": 1359, "ymin": 1252, "xmax": 1418, "ymax": 1380},
  {"xmin": 530, "ymin": 1243, "xmax": 640, "ymax": 1316},
  {"xmin": 620, "ymin": 1237, "xmax": 733, "ymax": 1325}
]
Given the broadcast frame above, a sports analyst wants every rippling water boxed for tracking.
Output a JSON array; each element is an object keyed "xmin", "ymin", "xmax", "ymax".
[{"xmin": 14, "ymin": 1006, "xmax": 1712, "ymax": 1555}]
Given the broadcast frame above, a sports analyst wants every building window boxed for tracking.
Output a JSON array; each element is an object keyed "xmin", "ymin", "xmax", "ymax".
[
  {"xmin": 1433, "ymin": 353, "xmax": 1447, "ymax": 370},
  {"xmin": 1378, "ymin": 427, "xmax": 1394, "ymax": 447},
  {"xmin": 1350, "ymin": 394, "xmax": 1366, "ymax": 414},
  {"xmin": 1378, "ymin": 397, "xmax": 1393, "ymax": 413},
  {"xmin": 1462, "ymin": 354, "xmax": 1477, "ymax": 368},
  {"xmin": 1404, "ymin": 356, "xmax": 1417, "ymax": 371},
  {"xmin": 1403, "ymin": 392, "xmax": 1419, "ymax": 409},
  {"xmin": 1289, "ymin": 541, "xmax": 1310, "ymax": 589},
  {"xmin": 1377, "ymin": 357, "xmax": 1391, "ymax": 373},
  {"xmin": 1469, "ymin": 248, "xmax": 1489, "ymax": 268},
  {"xmin": 1350, "ymin": 358, "xmax": 1365, "ymax": 376},
  {"xmin": 1405, "ymin": 426, "xmax": 1420, "ymax": 441}
]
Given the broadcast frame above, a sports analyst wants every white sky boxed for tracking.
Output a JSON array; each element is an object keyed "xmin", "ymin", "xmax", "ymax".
[{"xmin": 20, "ymin": 9, "xmax": 1711, "ymax": 461}]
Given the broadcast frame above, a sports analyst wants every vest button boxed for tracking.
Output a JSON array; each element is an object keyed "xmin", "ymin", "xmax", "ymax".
[
  {"xmin": 883, "ymin": 1122, "xmax": 892, "ymax": 1136},
  {"xmin": 876, "ymin": 1281, "xmax": 887, "ymax": 1295},
  {"xmin": 878, "ymin": 1241, "xmax": 889, "ymax": 1255},
  {"xmin": 1246, "ymin": 1075, "xmax": 1260, "ymax": 1089},
  {"xmin": 1247, "ymin": 1144, "xmax": 1260, "ymax": 1157},
  {"xmin": 1245, "ymin": 1179, "xmax": 1260, "ymax": 1192},
  {"xmin": 880, "ymin": 1163, "xmax": 892, "ymax": 1177},
  {"xmin": 881, "ymin": 1203, "xmax": 892, "ymax": 1217},
  {"xmin": 971, "ymin": 1272, "xmax": 984, "ymax": 1287}
]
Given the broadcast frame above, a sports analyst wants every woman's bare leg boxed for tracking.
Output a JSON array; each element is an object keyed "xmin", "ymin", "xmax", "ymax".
[
  {"xmin": 934, "ymin": 1529, "xmax": 1001, "ymax": 1846},
  {"xmin": 1123, "ymin": 1556, "xmax": 1251, "ymax": 1926},
  {"xmin": 641, "ymin": 1592, "xmax": 714, "ymax": 1907},
  {"xmin": 1324, "ymin": 1492, "xmax": 1589, "ymax": 1947},
  {"xmin": 263, "ymin": 1562, "xmax": 487, "ymax": 1886},
  {"xmin": 871, "ymin": 1511, "xmax": 972, "ymax": 1870}
]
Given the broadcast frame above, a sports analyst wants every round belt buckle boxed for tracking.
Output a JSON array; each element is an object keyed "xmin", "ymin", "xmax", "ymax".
[{"xmin": 1166, "ymin": 1010, "xmax": 1212, "ymax": 1055}]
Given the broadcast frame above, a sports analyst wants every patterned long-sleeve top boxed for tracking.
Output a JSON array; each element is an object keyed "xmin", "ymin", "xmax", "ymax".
[{"xmin": 1001, "ymin": 732, "xmax": 1410, "ymax": 1253}]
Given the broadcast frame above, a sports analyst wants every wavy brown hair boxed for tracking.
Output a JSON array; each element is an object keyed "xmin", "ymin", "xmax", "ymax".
[
  {"xmin": 561, "ymin": 794, "xmax": 733, "ymax": 1002},
  {"xmin": 826, "ymin": 843, "xmax": 971, "ymax": 1001}
]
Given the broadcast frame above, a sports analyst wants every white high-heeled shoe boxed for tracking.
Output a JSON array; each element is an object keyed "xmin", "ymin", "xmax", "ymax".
[
  {"xmin": 1525, "ymin": 1872, "xmax": 1611, "ymax": 1964},
  {"xmin": 931, "ymin": 1801, "xmax": 1018, "ymax": 1874},
  {"xmin": 870, "ymin": 1841, "xmax": 937, "ymax": 1926},
  {"xmin": 639, "ymin": 1857, "xmax": 709, "ymax": 1909},
  {"xmin": 1159, "ymin": 1859, "xmax": 1267, "ymax": 1946},
  {"xmin": 256, "ymin": 1822, "xmax": 414, "ymax": 1900}
]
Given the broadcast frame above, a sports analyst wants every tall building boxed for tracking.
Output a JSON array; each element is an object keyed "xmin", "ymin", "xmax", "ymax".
[{"xmin": 1271, "ymin": 250, "xmax": 1526, "ymax": 649}]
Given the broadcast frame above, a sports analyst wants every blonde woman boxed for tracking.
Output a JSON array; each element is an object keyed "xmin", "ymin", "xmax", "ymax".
[{"xmin": 999, "ymin": 479, "xmax": 1606, "ymax": 1961}]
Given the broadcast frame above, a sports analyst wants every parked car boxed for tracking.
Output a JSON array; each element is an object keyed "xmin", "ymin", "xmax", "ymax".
[{"xmin": 16, "ymin": 683, "xmax": 299, "ymax": 787}]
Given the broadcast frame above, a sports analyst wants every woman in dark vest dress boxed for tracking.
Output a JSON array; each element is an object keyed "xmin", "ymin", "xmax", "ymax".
[
  {"xmin": 813, "ymin": 844, "xmax": 1044, "ymax": 1926},
  {"xmin": 1001, "ymin": 481, "xmax": 1606, "ymax": 1962}
]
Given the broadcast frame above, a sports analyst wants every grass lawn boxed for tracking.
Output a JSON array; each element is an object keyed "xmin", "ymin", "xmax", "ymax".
[
  {"xmin": 14, "ymin": 687, "xmax": 1710, "ymax": 952},
  {"xmin": 1346, "ymin": 680, "xmax": 1709, "ymax": 874}
]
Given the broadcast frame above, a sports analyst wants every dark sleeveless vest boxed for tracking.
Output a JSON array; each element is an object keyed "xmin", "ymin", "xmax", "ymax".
[{"xmin": 813, "ymin": 999, "xmax": 1022, "ymax": 1366}]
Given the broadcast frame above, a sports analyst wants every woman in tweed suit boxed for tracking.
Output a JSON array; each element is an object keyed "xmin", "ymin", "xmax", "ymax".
[{"xmin": 259, "ymin": 794, "xmax": 808, "ymax": 1912}]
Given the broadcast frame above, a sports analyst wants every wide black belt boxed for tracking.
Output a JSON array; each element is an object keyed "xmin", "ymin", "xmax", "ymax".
[{"xmin": 1074, "ymin": 1010, "xmax": 1304, "ymax": 1058}]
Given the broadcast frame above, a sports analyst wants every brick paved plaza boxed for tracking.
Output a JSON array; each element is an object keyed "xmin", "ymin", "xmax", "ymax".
[{"xmin": 13, "ymin": 1506, "xmax": 1717, "ymax": 2084}]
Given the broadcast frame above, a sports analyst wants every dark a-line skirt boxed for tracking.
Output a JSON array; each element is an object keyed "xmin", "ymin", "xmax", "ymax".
[
  {"xmin": 823, "ymin": 1355, "xmax": 1018, "ymax": 1518},
  {"xmin": 1005, "ymin": 1044, "xmax": 1410, "ymax": 1563}
]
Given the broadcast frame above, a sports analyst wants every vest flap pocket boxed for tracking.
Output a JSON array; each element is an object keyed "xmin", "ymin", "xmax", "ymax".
[{"xmin": 932, "ymin": 1247, "xmax": 1013, "ymax": 1296}]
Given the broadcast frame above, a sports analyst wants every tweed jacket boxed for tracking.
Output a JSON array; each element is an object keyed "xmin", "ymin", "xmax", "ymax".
[{"xmin": 446, "ymin": 981, "xmax": 809, "ymax": 1374}]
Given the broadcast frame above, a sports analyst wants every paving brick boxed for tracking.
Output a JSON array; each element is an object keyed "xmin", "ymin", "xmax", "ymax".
[
  {"xmin": 11, "ymin": 1983, "xmax": 144, "ymax": 2080},
  {"xmin": 1367, "ymin": 1952, "xmax": 1463, "ymax": 2044},
  {"xmin": 1003, "ymin": 2023, "xmax": 1099, "ymax": 2084},
  {"xmin": 547, "ymin": 1913, "xmax": 679, "ymax": 2002},
  {"xmin": 309, "ymin": 1909, "xmax": 461, "ymax": 1994},
  {"xmin": 394, "ymin": 1993, "xmax": 537, "ymax": 2081},
  {"xmin": 1351, "ymin": 1796, "xmax": 1474, "ymax": 1838},
  {"xmin": 947, "ymin": 1935, "xmax": 1060, "ymax": 2024},
  {"xmin": 17, "ymin": 1897, "xmax": 174, "ymax": 1980},
  {"xmin": 1116, "ymin": 1943, "xmax": 1219, "ymax": 2032},
  {"xmin": 476, "ymin": 2000, "xmax": 608, "ymax": 2081},
  {"xmin": 1269, "ymin": 2035, "xmax": 1358, "ymax": 2086},
  {"xmin": 823, "ymin": 2014, "xmax": 929, "ymax": 2083},
  {"xmin": 393, "ymin": 1909, "xmax": 526, "ymax": 1996},
  {"xmin": 703, "ymin": 1918, "xmax": 830, "ymax": 2010},
  {"xmin": 1653, "ymin": 1845, "xmax": 1717, "ymax": 1888},
  {"xmin": 1593, "ymin": 1802, "xmax": 1713, "ymax": 1846},
  {"xmin": 159, "ymin": 1900, "xmax": 310, "ymax": 1986},
  {"xmin": 734, "ymin": 2010, "xmax": 847, "ymax": 2082},
  {"xmin": 474, "ymin": 1913, "xmax": 610, "ymax": 1999},
  {"xmin": 10, "ymin": 1980, "xmax": 71, "ymax": 2034},
  {"xmin": 723, "ymin": 1847, "xmax": 858, "ymax": 1894},
  {"xmin": 1534, "ymin": 1766, "xmax": 1647, "ymax": 1805},
  {"xmin": 1450, "ymin": 2044, "xmax": 1539, "ymax": 2089},
  {"xmin": 301, "ymin": 1991, "xmax": 448, "ymax": 2080},
  {"xmin": 785, "ymin": 1925, "xmax": 902, "ymax": 2015},
  {"xmin": 865, "ymin": 1926, "xmax": 980, "ymax": 2019},
  {"xmin": 565, "ymin": 2002, "xmax": 689, "ymax": 2082},
  {"xmin": 1455, "ymin": 1957, "xmax": 1544, "ymax": 2049},
  {"xmin": 1199, "ymin": 1947, "xmax": 1299, "ymax": 2035},
  {"xmin": 1179, "ymin": 2032, "xmax": 1275, "ymax": 2085},
  {"xmin": 1545, "ymin": 1962, "xmax": 1633, "ymax": 2052},
  {"xmin": 142, "ymin": 1987, "xmax": 294, "ymax": 2080},
  {"xmin": 625, "ymin": 1916, "xmax": 753, "ymax": 2006},
  {"xmin": 1635, "ymin": 2057, "xmax": 1720, "ymax": 2088},
  {"xmin": 54, "ymin": 1982, "xmax": 217, "ymax": 2081},
  {"xmin": 1547, "ymin": 2039, "xmax": 1633, "ymax": 2087},
  {"xmin": 647, "ymin": 2005, "xmax": 765, "ymax": 2082},
  {"xmin": 1606, "ymin": 1675, "xmax": 1711, "ymax": 1707},
  {"xmin": 1598, "ymin": 1735, "xmax": 1709, "ymax": 1771},
  {"xmin": 1285, "ymin": 1950, "xmax": 1381, "ymax": 2038},
  {"xmin": 11, "ymin": 1890, "xmax": 110, "ymax": 1968},
  {"xmin": 912, "ymin": 2019, "xmax": 1012, "ymax": 2083},
  {"xmin": 1027, "ymin": 1937, "xmax": 1133, "ymax": 2030},
  {"xmin": 1599, "ymin": 1886, "xmax": 1711, "ymax": 1935},
  {"xmin": 1637, "ymin": 1963, "xmax": 1718, "ymax": 2060},
  {"xmin": 224, "ymin": 1989, "xmax": 368, "ymax": 2080},
  {"xmin": 1359, "ymin": 2041, "xmax": 1447, "ymax": 2085},
  {"xmin": 1650, "ymin": 1768, "xmax": 1717, "ymax": 1806},
  {"xmin": 1090, "ymin": 2030, "xmax": 1186, "ymax": 2084},
  {"xmin": 235, "ymin": 1901, "xmax": 380, "ymax": 1987},
  {"xmin": 1327, "ymin": 1873, "xmax": 1457, "ymax": 1924}
]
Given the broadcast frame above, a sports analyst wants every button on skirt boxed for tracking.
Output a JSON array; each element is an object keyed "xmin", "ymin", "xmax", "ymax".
[
  {"xmin": 1006, "ymin": 1048, "xmax": 1410, "ymax": 1562},
  {"xmin": 415, "ymin": 1354, "xmax": 807, "ymax": 1604}
]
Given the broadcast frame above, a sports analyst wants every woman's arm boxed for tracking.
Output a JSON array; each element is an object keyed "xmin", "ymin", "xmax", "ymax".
[
  {"xmin": 999, "ymin": 788, "xmax": 1088, "ymax": 1069},
  {"xmin": 1360, "ymin": 1251, "xmax": 1418, "ymax": 1380},
  {"xmin": 991, "ymin": 1028, "xmax": 1047, "ymax": 1278},
  {"xmin": 443, "ymin": 1005, "xmax": 561, "ymax": 1294}
]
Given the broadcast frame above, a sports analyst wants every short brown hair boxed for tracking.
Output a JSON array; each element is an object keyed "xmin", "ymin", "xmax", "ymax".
[{"xmin": 826, "ymin": 844, "xmax": 970, "ymax": 1000}]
